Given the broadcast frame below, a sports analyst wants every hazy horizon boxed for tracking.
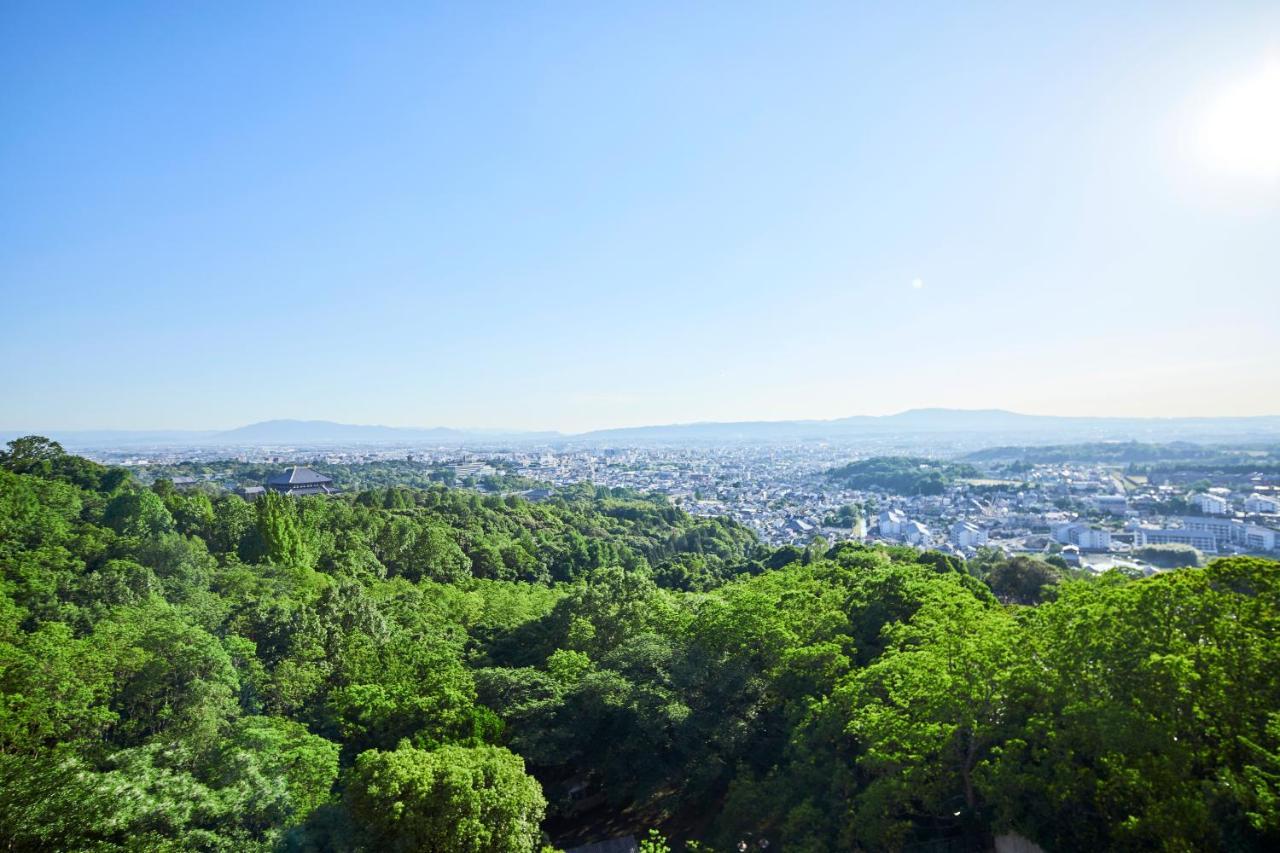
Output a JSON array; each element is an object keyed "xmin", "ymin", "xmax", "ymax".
[
  {"xmin": 3, "ymin": 3, "xmax": 1279, "ymax": 433},
  {"xmin": 7, "ymin": 406, "xmax": 1280, "ymax": 439}
]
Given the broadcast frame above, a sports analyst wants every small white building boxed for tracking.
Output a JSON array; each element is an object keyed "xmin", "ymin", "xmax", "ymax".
[
  {"xmin": 949, "ymin": 520, "xmax": 988, "ymax": 549},
  {"xmin": 878, "ymin": 509, "xmax": 907, "ymax": 538},
  {"xmin": 1091, "ymin": 494, "xmax": 1129, "ymax": 515},
  {"xmin": 1053, "ymin": 522, "xmax": 1112, "ymax": 552},
  {"xmin": 902, "ymin": 520, "xmax": 932, "ymax": 546}
]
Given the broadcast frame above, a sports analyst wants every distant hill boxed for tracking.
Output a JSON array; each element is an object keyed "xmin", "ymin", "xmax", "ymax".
[
  {"xmin": 827, "ymin": 456, "xmax": 981, "ymax": 495},
  {"xmin": 575, "ymin": 409, "xmax": 1280, "ymax": 445},
  {"xmin": 1, "ymin": 420, "xmax": 555, "ymax": 448},
  {"xmin": 6, "ymin": 409, "xmax": 1280, "ymax": 449},
  {"xmin": 214, "ymin": 420, "xmax": 470, "ymax": 444}
]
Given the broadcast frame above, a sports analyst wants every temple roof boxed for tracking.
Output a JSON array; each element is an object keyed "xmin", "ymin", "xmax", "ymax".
[{"xmin": 265, "ymin": 466, "xmax": 333, "ymax": 486}]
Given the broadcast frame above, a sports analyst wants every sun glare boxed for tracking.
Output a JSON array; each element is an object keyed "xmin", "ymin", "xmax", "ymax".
[{"xmin": 1196, "ymin": 59, "xmax": 1280, "ymax": 181}]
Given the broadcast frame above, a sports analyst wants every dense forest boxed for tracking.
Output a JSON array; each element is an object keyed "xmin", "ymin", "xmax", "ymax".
[
  {"xmin": 827, "ymin": 456, "xmax": 982, "ymax": 496},
  {"xmin": 2, "ymin": 436, "xmax": 1279, "ymax": 852}
]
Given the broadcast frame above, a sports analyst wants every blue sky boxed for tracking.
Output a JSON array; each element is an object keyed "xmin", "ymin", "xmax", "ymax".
[{"xmin": 2, "ymin": 1, "xmax": 1278, "ymax": 432}]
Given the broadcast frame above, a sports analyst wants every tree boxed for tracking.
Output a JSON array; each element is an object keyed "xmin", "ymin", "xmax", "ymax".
[
  {"xmin": 254, "ymin": 491, "xmax": 314, "ymax": 571},
  {"xmin": 345, "ymin": 744, "xmax": 546, "ymax": 853},
  {"xmin": 0, "ymin": 435, "xmax": 65, "ymax": 473},
  {"xmin": 0, "ymin": 621, "xmax": 115, "ymax": 754},
  {"xmin": 208, "ymin": 715, "xmax": 340, "ymax": 826},
  {"xmin": 103, "ymin": 489, "xmax": 175, "ymax": 538},
  {"xmin": 984, "ymin": 556, "xmax": 1061, "ymax": 604},
  {"xmin": 95, "ymin": 605, "xmax": 241, "ymax": 748},
  {"xmin": 1134, "ymin": 543, "xmax": 1203, "ymax": 568},
  {"xmin": 986, "ymin": 557, "xmax": 1280, "ymax": 850},
  {"xmin": 407, "ymin": 523, "xmax": 471, "ymax": 583},
  {"xmin": 842, "ymin": 585, "xmax": 1024, "ymax": 848}
]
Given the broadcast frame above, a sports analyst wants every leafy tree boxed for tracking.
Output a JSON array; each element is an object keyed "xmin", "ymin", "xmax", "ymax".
[
  {"xmin": 207, "ymin": 715, "xmax": 340, "ymax": 826},
  {"xmin": 984, "ymin": 555, "xmax": 1061, "ymax": 604},
  {"xmin": 103, "ymin": 489, "xmax": 175, "ymax": 538},
  {"xmin": 345, "ymin": 743, "xmax": 546, "ymax": 853},
  {"xmin": 1134, "ymin": 543, "xmax": 1204, "ymax": 568},
  {"xmin": 841, "ymin": 583, "xmax": 1022, "ymax": 848},
  {"xmin": 0, "ymin": 435, "xmax": 66, "ymax": 473}
]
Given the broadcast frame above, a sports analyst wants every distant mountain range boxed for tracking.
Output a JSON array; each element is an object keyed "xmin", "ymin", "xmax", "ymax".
[
  {"xmin": 216, "ymin": 420, "xmax": 471, "ymax": 444},
  {"xmin": 0, "ymin": 419, "xmax": 555, "ymax": 448},
  {"xmin": 5, "ymin": 410, "xmax": 1280, "ymax": 449},
  {"xmin": 574, "ymin": 409, "xmax": 1280, "ymax": 445}
]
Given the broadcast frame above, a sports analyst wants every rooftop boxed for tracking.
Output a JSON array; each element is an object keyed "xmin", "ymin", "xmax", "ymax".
[{"xmin": 265, "ymin": 466, "xmax": 333, "ymax": 486}]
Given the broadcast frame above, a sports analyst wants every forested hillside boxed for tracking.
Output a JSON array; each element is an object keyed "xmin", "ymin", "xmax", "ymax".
[
  {"xmin": 2, "ymin": 437, "xmax": 1279, "ymax": 852},
  {"xmin": 827, "ymin": 456, "xmax": 981, "ymax": 495}
]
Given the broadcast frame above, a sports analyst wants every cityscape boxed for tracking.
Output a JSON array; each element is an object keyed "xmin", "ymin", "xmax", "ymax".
[{"xmin": 78, "ymin": 420, "xmax": 1280, "ymax": 570}]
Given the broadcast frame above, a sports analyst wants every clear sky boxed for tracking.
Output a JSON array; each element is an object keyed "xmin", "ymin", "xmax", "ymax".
[{"xmin": 2, "ymin": 1, "xmax": 1278, "ymax": 433}]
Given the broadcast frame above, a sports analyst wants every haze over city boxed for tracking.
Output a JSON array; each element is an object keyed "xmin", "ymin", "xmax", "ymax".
[{"xmin": 3, "ymin": 2, "xmax": 1279, "ymax": 433}]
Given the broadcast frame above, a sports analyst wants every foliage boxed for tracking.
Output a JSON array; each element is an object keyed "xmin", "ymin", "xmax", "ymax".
[
  {"xmin": 345, "ymin": 743, "xmax": 546, "ymax": 853},
  {"xmin": 1134, "ymin": 543, "xmax": 1205, "ymax": 568},
  {"xmin": 2, "ymin": 439, "xmax": 1279, "ymax": 851},
  {"xmin": 982, "ymin": 555, "xmax": 1063, "ymax": 604}
]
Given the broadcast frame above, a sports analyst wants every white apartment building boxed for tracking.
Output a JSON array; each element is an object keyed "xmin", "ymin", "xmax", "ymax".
[
  {"xmin": 1190, "ymin": 493, "xmax": 1229, "ymax": 515},
  {"xmin": 1241, "ymin": 524, "xmax": 1278, "ymax": 552},
  {"xmin": 1245, "ymin": 493, "xmax": 1280, "ymax": 514},
  {"xmin": 1142, "ymin": 516, "xmax": 1280, "ymax": 553},
  {"xmin": 1135, "ymin": 527, "xmax": 1219, "ymax": 552}
]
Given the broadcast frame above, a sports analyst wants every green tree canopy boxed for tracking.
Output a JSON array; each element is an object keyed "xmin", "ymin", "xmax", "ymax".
[{"xmin": 345, "ymin": 744, "xmax": 546, "ymax": 853}]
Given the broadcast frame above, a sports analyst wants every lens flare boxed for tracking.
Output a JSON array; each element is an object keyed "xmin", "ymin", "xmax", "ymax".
[{"xmin": 1196, "ymin": 59, "xmax": 1280, "ymax": 181}]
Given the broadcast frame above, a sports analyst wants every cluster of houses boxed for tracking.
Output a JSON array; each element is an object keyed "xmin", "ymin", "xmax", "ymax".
[
  {"xmin": 860, "ymin": 468, "xmax": 1280, "ymax": 565},
  {"xmin": 870, "ymin": 507, "xmax": 1113, "ymax": 560}
]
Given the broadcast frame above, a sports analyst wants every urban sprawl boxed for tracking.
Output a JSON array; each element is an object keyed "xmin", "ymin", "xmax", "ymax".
[{"xmin": 91, "ymin": 439, "xmax": 1280, "ymax": 573}]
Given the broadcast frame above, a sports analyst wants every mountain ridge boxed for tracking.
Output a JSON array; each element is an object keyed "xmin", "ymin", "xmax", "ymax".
[{"xmin": 7, "ymin": 409, "xmax": 1280, "ymax": 448}]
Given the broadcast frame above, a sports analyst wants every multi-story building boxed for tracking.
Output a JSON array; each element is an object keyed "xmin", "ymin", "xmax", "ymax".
[
  {"xmin": 1240, "ymin": 524, "xmax": 1278, "ymax": 552},
  {"xmin": 1141, "ymin": 514, "xmax": 1280, "ymax": 555},
  {"xmin": 1052, "ymin": 522, "xmax": 1112, "ymax": 551},
  {"xmin": 1134, "ymin": 526, "xmax": 1219, "ymax": 552},
  {"xmin": 1190, "ymin": 493, "xmax": 1230, "ymax": 515},
  {"xmin": 1178, "ymin": 515, "xmax": 1235, "ymax": 542},
  {"xmin": 1245, "ymin": 493, "xmax": 1280, "ymax": 514}
]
